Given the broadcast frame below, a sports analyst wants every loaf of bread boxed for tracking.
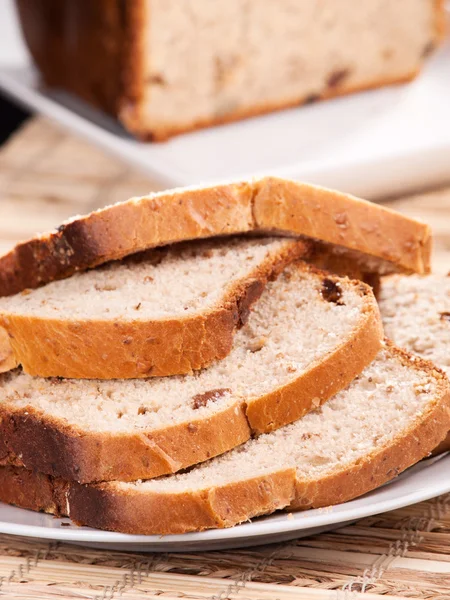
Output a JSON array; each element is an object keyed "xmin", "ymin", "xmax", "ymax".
[
  {"xmin": 0, "ymin": 262, "xmax": 382, "ymax": 482},
  {"xmin": 16, "ymin": 0, "xmax": 445, "ymax": 140},
  {"xmin": 0, "ymin": 177, "xmax": 432, "ymax": 297},
  {"xmin": 2, "ymin": 344, "xmax": 449, "ymax": 534}
]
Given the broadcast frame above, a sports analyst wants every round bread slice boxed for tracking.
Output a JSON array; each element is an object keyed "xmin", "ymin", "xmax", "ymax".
[
  {"xmin": 1, "ymin": 344, "xmax": 449, "ymax": 535},
  {"xmin": 0, "ymin": 262, "xmax": 382, "ymax": 483},
  {"xmin": 0, "ymin": 176, "xmax": 431, "ymax": 297},
  {"xmin": 0, "ymin": 237, "xmax": 307, "ymax": 379}
]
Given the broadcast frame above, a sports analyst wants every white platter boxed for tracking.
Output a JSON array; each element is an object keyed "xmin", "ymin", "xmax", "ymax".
[
  {"xmin": 0, "ymin": 455, "xmax": 448, "ymax": 552},
  {"xmin": 0, "ymin": 0, "xmax": 450, "ymax": 197}
]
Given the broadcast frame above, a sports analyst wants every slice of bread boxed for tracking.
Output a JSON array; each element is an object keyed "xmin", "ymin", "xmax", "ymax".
[
  {"xmin": 0, "ymin": 177, "xmax": 431, "ymax": 297},
  {"xmin": 0, "ymin": 237, "xmax": 307, "ymax": 379},
  {"xmin": 2, "ymin": 344, "xmax": 448, "ymax": 534},
  {"xmin": 379, "ymin": 273, "xmax": 450, "ymax": 453},
  {"xmin": 379, "ymin": 273, "xmax": 450, "ymax": 377},
  {"xmin": 0, "ymin": 263, "xmax": 382, "ymax": 483}
]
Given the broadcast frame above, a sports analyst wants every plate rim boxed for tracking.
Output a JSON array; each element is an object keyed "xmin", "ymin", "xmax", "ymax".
[{"xmin": 0, "ymin": 455, "xmax": 448, "ymax": 546}]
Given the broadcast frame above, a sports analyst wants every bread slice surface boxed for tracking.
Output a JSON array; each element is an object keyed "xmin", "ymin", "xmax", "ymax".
[
  {"xmin": 0, "ymin": 237, "xmax": 306, "ymax": 378},
  {"xmin": 379, "ymin": 273, "xmax": 450, "ymax": 377},
  {"xmin": 2, "ymin": 344, "xmax": 448, "ymax": 534},
  {"xmin": 0, "ymin": 177, "xmax": 431, "ymax": 297},
  {"xmin": 0, "ymin": 262, "xmax": 382, "ymax": 483},
  {"xmin": 379, "ymin": 273, "xmax": 450, "ymax": 453}
]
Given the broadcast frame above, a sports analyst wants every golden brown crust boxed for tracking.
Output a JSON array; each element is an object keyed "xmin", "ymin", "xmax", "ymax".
[
  {"xmin": 16, "ymin": 0, "xmax": 127, "ymax": 115},
  {"xmin": 432, "ymin": 433, "xmax": 450, "ymax": 456},
  {"xmin": 69, "ymin": 469, "xmax": 297, "ymax": 534},
  {"xmin": 0, "ymin": 465, "xmax": 297, "ymax": 534},
  {"xmin": 434, "ymin": 0, "xmax": 447, "ymax": 42},
  {"xmin": 254, "ymin": 177, "xmax": 432, "ymax": 275},
  {"xmin": 0, "ymin": 268, "xmax": 382, "ymax": 483},
  {"xmin": 0, "ymin": 327, "xmax": 17, "ymax": 374},
  {"xmin": 118, "ymin": 0, "xmax": 147, "ymax": 134},
  {"xmin": 0, "ymin": 182, "xmax": 254, "ymax": 296},
  {"xmin": 1, "ymin": 347, "xmax": 449, "ymax": 535},
  {"xmin": 0, "ymin": 178, "xmax": 431, "ymax": 297},
  {"xmin": 0, "ymin": 240, "xmax": 306, "ymax": 379}
]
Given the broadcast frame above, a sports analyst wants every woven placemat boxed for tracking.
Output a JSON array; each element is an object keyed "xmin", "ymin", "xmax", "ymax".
[{"xmin": 0, "ymin": 117, "xmax": 450, "ymax": 599}]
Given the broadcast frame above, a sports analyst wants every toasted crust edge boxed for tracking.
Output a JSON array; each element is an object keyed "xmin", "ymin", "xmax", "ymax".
[
  {"xmin": 1, "ymin": 345, "xmax": 449, "ymax": 535},
  {"xmin": 0, "ymin": 175, "xmax": 432, "ymax": 298}
]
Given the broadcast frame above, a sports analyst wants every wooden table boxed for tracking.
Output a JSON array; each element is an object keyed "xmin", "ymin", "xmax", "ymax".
[{"xmin": 0, "ymin": 117, "xmax": 449, "ymax": 599}]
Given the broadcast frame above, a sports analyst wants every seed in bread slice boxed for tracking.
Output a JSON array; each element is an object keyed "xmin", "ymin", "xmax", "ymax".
[
  {"xmin": 1, "ymin": 343, "xmax": 448, "ymax": 535},
  {"xmin": 0, "ymin": 237, "xmax": 307, "ymax": 379},
  {"xmin": 0, "ymin": 262, "xmax": 382, "ymax": 483},
  {"xmin": 0, "ymin": 176, "xmax": 431, "ymax": 297}
]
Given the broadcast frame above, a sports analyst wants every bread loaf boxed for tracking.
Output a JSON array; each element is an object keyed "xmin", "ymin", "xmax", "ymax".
[{"xmin": 16, "ymin": 0, "xmax": 445, "ymax": 140}]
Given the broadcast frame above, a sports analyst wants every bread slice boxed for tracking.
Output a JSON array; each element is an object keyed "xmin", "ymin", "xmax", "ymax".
[
  {"xmin": 2, "ymin": 344, "xmax": 448, "ymax": 535},
  {"xmin": 0, "ymin": 237, "xmax": 308, "ymax": 379},
  {"xmin": 16, "ymin": 0, "xmax": 445, "ymax": 140},
  {"xmin": 379, "ymin": 273, "xmax": 450, "ymax": 453},
  {"xmin": 379, "ymin": 273, "xmax": 450, "ymax": 377},
  {"xmin": 0, "ymin": 263, "xmax": 382, "ymax": 483},
  {"xmin": 0, "ymin": 177, "xmax": 431, "ymax": 297}
]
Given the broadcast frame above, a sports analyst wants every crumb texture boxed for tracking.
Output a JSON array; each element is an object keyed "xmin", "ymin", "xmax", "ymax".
[
  {"xmin": 141, "ymin": 0, "xmax": 435, "ymax": 132},
  {"xmin": 0, "ymin": 238, "xmax": 291, "ymax": 320},
  {"xmin": 120, "ymin": 346, "xmax": 440, "ymax": 493},
  {"xmin": 379, "ymin": 274, "xmax": 450, "ymax": 375}
]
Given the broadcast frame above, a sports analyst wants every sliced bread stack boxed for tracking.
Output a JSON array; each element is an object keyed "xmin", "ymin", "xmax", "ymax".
[{"xmin": 0, "ymin": 177, "xmax": 448, "ymax": 535}]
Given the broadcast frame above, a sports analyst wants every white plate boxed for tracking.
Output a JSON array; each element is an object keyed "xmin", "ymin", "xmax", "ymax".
[
  {"xmin": 0, "ymin": 455, "xmax": 449, "ymax": 552},
  {"xmin": 0, "ymin": 0, "xmax": 450, "ymax": 197}
]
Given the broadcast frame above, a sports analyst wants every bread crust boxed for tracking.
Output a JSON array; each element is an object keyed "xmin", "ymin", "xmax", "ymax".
[
  {"xmin": 118, "ymin": 0, "xmax": 146, "ymax": 132},
  {"xmin": 15, "ymin": 0, "xmax": 127, "ymax": 115},
  {"xmin": 1, "ymin": 346, "xmax": 449, "ymax": 535},
  {"xmin": 0, "ymin": 182, "xmax": 255, "ymax": 296},
  {"xmin": 254, "ymin": 178, "xmax": 432, "ymax": 276},
  {"xmin": 0, "ymin": 270, "xmax": 383, "ymax": 483},
  {"xmin": 0, "ymin": 177, "xmax": 432, "ymax": 298},
  {"xmin": 0, "ymin": 240, "xmax": 306, "ymax": 379}
]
